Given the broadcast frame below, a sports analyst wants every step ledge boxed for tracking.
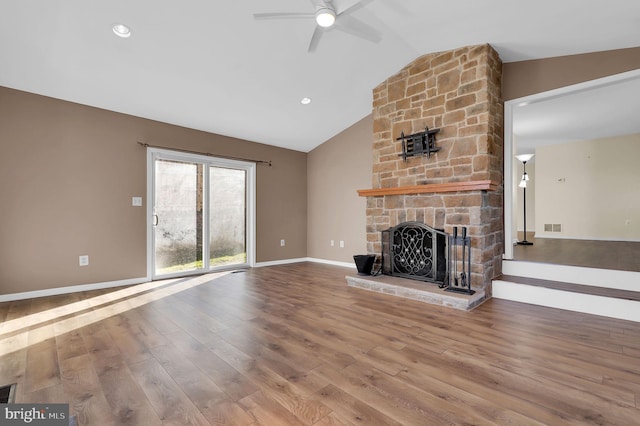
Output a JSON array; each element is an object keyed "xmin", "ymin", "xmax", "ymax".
[
  {"xmin": 502, "ymin": 260, "xmax": 640, "ymax": 291},
  {"xmin": 493, "ymin": 280, "xmax": 640, "ymax": 323},
  {"xmin": 499, "ymin": 275, "xmax": 640, "ymax": 302}
]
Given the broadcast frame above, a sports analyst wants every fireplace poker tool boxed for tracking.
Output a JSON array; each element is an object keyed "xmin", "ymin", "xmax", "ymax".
[
  {"xmin": 452, "ymin": 227, "xmax": 459, "ymax": 287},
  {"xmin": 445, "ymin": 226, "xmax": 475, "ymax": 295},
  {"xmin": 460, "ymin": 227, "xmax": 467, "ymax": 287}
]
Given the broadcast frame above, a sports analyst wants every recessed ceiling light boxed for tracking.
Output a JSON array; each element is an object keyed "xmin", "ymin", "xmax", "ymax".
[
  {"xmin": 301, "ymin": 97, "xmax": 312, "ymax": 105},
  {"xmin": 112, "ymin": 23, "xmax": 132, "ymax": 38}
]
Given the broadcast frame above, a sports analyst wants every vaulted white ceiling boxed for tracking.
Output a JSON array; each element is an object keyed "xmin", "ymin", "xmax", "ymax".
[{"xmin": 1, "ymin": 1, "xmax": 639, "ymax": 152}]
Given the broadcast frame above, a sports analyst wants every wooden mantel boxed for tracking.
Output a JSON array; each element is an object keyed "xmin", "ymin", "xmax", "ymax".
[{"xmin": 357, "ymin": 180, "xmax": 499, "ymax": 197}]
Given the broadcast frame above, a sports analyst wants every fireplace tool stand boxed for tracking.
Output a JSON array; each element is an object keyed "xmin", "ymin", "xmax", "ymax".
[{"xmin": 444, "ymin": 226, "xmax": 475, "ymax": 295}]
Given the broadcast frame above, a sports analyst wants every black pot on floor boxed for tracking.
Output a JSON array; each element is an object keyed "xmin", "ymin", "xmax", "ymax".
[{"xmin": 353, "ymin": 254, "xmax": 376, "ymax": 276}]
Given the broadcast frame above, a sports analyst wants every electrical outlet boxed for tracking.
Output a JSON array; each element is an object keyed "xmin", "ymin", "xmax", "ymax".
[
  {"xmin": 132, "ymin": 196, "xmax": 143, "ymax": 206},
  {"xmin": 339, "ymin": 240, "xmax": 345, "ymax": 248},
  {"xmin": 280, "ymin": 239, "xmax": 285, "ymax": 247},
  {"xmin": 79, "ymin": 255, "xmax": 89, "ymax": 266}
]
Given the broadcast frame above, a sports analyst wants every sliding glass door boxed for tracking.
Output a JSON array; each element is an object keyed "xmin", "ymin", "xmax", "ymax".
[
  {"xmin": 149, "ymin": 149, "xmax": 255, "ymax": 279},
  {"xmin": 209, "ymin": 166, "xmax": 247, "ymax": 267},
  {"xmin": 153, "ymin": 159, "xmax": 203, "ymax": 274}
]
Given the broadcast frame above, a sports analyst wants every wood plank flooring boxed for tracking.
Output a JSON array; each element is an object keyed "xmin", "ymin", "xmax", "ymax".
[
  {"xmin": 1, "ymin": 262, "xmax": 639, "ymax": 425},
  {"xmin": 513, "ymin": 234, "xmax": 640, "ymax": 272}
]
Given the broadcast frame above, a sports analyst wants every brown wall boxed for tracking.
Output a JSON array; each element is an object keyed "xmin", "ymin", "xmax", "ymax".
[
  {"xmin": 0, "ymin": 87, "xmax": 307, "ymax": 295},
  {"xmin": 503, "ymin": 46, "xmax": 640, "ymax": 100},
  {"xmin": 307, "ymin": 115, "xmax": 372, "ymax": 262},
  {"xmin": 3, "ymin": 46, "xmax": 638, "ymax": 297}
]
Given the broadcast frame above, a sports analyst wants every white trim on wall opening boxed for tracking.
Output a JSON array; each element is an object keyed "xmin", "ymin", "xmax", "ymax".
[{"xmin": 503, "ymin": 68, "xmax": 640, "ymax": 260}]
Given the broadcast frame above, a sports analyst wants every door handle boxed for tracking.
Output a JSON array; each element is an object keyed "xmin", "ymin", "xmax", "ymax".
[{"xmin": 153, "ymin": 215, "xmax": 159, "ymax": 226}]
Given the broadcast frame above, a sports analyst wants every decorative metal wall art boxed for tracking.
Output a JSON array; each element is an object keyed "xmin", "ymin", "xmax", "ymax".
[{"xmin": 396, "ymin": 126, "xmax": 440, "ymax": 162}]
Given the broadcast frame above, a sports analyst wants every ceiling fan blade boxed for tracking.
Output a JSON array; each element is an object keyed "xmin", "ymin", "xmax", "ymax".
[
  {"xmin": 253, "ymin": 12, "xmax": 315, "ymax": 20},
  {"xmin": 308, "ymin": 26, "xmax": 325, "ymax": 53},
  {"xmin": 333, "ymin": 15, "xmax": 381, "ymax": 43}
]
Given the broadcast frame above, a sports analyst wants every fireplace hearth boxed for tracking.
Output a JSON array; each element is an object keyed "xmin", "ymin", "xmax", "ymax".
[
  {"xmin": 381, "ymin": 221, "xmax": 474, "ymax": 295},
  {"xmin": 347, "ymin": 222, "xmax": 483, "ymax": 310}
]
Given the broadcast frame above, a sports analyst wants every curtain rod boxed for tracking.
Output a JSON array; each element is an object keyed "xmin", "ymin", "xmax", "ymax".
[{"xmin": 137, "ymin": 142, "xmax": 272, "ymax": 166}]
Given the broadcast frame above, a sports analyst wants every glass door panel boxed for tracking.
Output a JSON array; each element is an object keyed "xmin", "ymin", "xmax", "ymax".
[
  {"xmin": 209, "ymin": 166, "xmax": 247, "ymax": 267},
  {"xmin": 154, "ymin": 159, "xmax": 204, "ymax": 275}
]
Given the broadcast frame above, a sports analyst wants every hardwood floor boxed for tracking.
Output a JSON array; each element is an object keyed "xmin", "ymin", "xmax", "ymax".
[
  {"xmin": 1, "ymin": 262, "xmax": 639, "ymax": 425},
  {"xmin": 513, "ymin": 234, "xmax": 640, "ymax": 272}
]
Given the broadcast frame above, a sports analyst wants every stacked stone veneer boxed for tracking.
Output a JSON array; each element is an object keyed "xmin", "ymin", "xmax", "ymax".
[{"xmin": 367, "ymin": 44, "xmax": 504, "ymax": 293}]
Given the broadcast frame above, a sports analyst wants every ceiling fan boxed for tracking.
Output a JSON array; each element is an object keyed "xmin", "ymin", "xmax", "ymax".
[{"xmin": 253, "ymin": 0, "xmax": 381, "ymax": 52}]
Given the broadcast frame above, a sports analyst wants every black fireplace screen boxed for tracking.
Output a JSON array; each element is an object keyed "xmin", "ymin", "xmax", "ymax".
[{"xmin": 381, "ymin": 221, "xmax": 447, "ymax": 284}]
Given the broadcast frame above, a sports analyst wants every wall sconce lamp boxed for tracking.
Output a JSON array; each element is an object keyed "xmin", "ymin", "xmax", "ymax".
[{"xmin": 516, "ymin": 153, "xmax": 534, "ymax": 245}]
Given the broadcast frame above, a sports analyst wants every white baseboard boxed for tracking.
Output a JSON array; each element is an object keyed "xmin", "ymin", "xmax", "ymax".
[
  {"xmin": 255, "ymin": 257, "xmax": 355, "ymax": 269},
  {"xmin": 533, "ymin": 234, "xmax": 640, "ymax": 242},
  {"xmin": 254, "ymin": 258, "xmax": 310, "ymax": 267},
  {"xmin": 0, "ymin": 276, "xmax": 150, "ymax": 303},
  {"xmin": 305, "ymin": 258, "xmax": 356, "ymax": 269}
]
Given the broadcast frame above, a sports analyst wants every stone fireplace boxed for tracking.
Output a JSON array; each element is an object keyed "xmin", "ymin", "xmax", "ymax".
[{"xmin": 354, "ymin": 44, "xmax": 504, "ymax": 304}]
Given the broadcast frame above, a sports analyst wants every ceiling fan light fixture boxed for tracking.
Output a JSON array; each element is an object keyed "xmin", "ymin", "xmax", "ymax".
[
  {"xmin": 315, "ymin": 8, "xmax": 336, "ymax": 27},
  {"xmin": 112, "ymin": 23, "xmax": 132, "ymax": 38}
]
